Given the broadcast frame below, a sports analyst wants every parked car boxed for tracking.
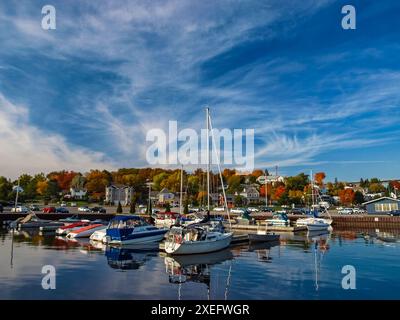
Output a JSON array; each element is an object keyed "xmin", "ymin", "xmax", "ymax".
[
  {"xmin": 259, "ymin": 206, "xmax": 274, "ymax": 212},
  {"xmin": 353, "ymin": 208, "xmax": 366, "ymax": 214},
  {"xmin": 29, "ymin": 205, "xmax": 41, "ymax": 212},
  {"xmin": 338, "ymin": 208, "xmax": 353, "ymax": 215},
  {"xmin": 90, "ymin": 207, "xmax": 106, "ymax": 213},
  {"xmin": 70, "ymin": 202, "xmax": 77, "ymax": 207},
  {"xmin": 56, "ymin": 207, "xmax": 69, "ymax": 213},
  {"xmin": 388, "ymin": 210, "xmax": 400, "ymax": 216},
  {"xmin": 11, "ymin": 206, "xmax": 29, "ymax": 213},
  {"xmin": 213, "ymin": 207, "xmax": 225, "ymax": 212},
  {"xmin": 231, "ymin": 208, "xmax": 246, "ymax": 214},
  {"xmin": 43, "ymin": 206, "xmax": 56, "ymax": 213},
  {"xmin": 78, "ymin": 206, "xmax": 91, "ymax": 212},
  {"xmin": 247, "ymin": 207, "xmax": 260, "ymax": 212},
  {"xmin": 60, "ymin": 202, "xmax": 67, "ymax": 207}
]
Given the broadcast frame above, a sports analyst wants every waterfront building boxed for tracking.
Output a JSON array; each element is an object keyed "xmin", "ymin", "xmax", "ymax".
[
  {"xmin": 158, "ymin": 188, "xmax": 175, "ymax": 205},
  {"xmin": 69, "ymin": 187, "xmax": 87, "ymax": 200},
  {"xmin": 105, "ymin": 184, "xmax": 134, "ymax": 206},
  {"xmin": 239, "ymin": 185, "xmax": 260, "ymax": 204},
  {"xmin": 362, "ymin": 197, "xmax": 400, "ymax": 214}
]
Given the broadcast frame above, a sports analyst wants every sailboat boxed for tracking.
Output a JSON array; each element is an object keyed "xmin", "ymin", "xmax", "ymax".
[
  {"xmin": 296, "ymin": 170, "xmax": 332, "ymax": 231},
  {"xmin": 164, "ymin": 108, "xmax": 233, "ymax": 255}
]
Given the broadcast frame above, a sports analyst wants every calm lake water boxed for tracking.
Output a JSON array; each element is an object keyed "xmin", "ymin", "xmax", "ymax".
[{"xmin": 0, "ymin": 226, "xmax": 399, "ymax": 300}]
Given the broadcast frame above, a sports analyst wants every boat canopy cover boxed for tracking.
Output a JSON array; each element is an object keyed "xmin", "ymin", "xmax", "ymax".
[{"xmin": 111, "ymin": 215, "xmax": 143, "ymax": 222}]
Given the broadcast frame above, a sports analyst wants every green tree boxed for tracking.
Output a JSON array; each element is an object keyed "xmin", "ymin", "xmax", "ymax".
[
  {"xmin": 354, "ymin": 191, "xmax": 365, "ymax": 205},
  {"xmin": 234, "ymin": 195, "xmax": 245, "ymax": 207},
  {"xmin": 285, "ymin": 173, "xmax": 309, "ymax": 191},
  {"xmin": 71, "ymin": 174, "xmax": 86, "ymax": 190},
  {"xmin": 116, "ymin": 202, "xmax": 123, "ymax": 213},
  {"xmin": 165, "ymin": 203, "xmax": 171, "ymax": 212},
  {"xmin": 183, "ymin": 198, "xmax": 189, "ymax": 215},
  {"xmin": 129, "ymin": 195, "xmax": 137, "ymax": 214},
  {"xmin": 0, "ymin": 176, "xmax": 12, "ymax": 201}
]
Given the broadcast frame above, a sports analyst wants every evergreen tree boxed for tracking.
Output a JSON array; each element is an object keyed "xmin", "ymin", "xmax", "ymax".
[
  {"xmin": 116, "ymin": 201, "xmax": 123, "ymax": 214},
  {"xmin": 183, "ymin": 199, "xmax": 189, "ymax": 215},
  {"xmin": 129, "ymin": 201, "xmax": 136, "ymax": 214},
  {"xmin": 165, "ymin": 203, "xmax": 171, "ymax": 212}
]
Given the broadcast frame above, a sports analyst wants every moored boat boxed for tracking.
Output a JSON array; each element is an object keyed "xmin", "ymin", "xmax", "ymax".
[
  {"xmin": 164, "ymin": 224, "xmax": 233, "ymax": 255},
  {"xmin": 104, "ymin": 215, "xmax": 168, "ymax": 245},
  {"xmin": 306, "ymin": 218, "xmax": 331, "ymax": 231},
  {"xmin": 265, "ymin": 212, "xmax": 290, "ymax": 227},
  {"xmin": 66, "ymin": 224, "xmax": 106, "ymax": 238},
  {"xmin": 248, "ymin": 232, "xmax": 280, "ymax": 243},
  {"xmin": 56, "ymin": 222, "xmax": 89, "ymax": 235}
]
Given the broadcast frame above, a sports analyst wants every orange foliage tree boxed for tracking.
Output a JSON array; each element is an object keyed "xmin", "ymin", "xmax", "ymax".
[
  {"xmin": 314, "ymin": 172, "xmax": 326, "ymax": 186},
  {"xmin": 338, "ymin": 189, "xmax": 355, "ymax": 205},
  {"xmin": 273, "ymin": 186, "xmax": 286, "ymax": 201}
]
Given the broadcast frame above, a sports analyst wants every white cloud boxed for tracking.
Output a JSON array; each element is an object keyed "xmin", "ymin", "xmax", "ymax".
[{"xmin": 0, "ymin": 94, "xmax": 116, "ymax": 179}]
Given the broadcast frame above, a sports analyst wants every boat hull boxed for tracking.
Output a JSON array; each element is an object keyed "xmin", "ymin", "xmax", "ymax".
[
  {"xmin": 67, "ymin": 225, "xmax": 105, "ymax": 238},
  {"xmin": 306, "ymin": 223, "xmax": 330, "ymax": 231},
  {"xmin": 248, "ymin": 233, "xmax": 280, "ymax": 243},
  {"xmin": 105, "ymin": 229, "xmax": 168, "ymax": 245},
  {"xmin": 165, "ymin": 233, "xmax": 233, "ymax": 255}
]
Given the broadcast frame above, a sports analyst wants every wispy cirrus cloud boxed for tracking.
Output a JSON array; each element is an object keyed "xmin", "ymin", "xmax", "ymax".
[{"xmin": 0, "ymin": 0, "xmax": 400, "ymax": 179}]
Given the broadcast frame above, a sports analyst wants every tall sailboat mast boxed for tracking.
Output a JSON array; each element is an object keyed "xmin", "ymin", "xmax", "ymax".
[
  {"xmin": 206, "ymin": 107, "xmax": 210, "ymax": 212},
  {"xmin": 207, "ymin": 108, "xmax": 232, "ymax": 229},
  {"xmin": 179, "ymin": 165, "xmax": 183, "ymax": 215}
]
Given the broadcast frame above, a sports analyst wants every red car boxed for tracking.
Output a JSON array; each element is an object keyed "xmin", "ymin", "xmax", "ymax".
[{"xmin": 43, "ymin": 206, "xmax": 56, "ymax": 213}]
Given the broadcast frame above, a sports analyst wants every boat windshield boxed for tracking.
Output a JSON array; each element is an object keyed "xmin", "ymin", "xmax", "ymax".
[{"xmin": 109, "ymin": 218, "xmax": 146, "ymax": 229}]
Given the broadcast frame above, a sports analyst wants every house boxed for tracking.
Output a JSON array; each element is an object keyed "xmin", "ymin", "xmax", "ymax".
[
  {"xmin": 209, "ymin": 193, "xmax": 219, "ymax": 205},
  {"xmin": 105, "ymin": 184, "xmax": 134, "ymax": 206},
  {"xmin": 158, "ymin": 188, "xmax": 175, "ymax": 204},
  {"xmin": 219, "ymin": 194, "xmax": 234, "ymax": 208},
  {"xmin": 240, "ymin": 186, "xmax": 260, "ymax": 204},
  {"xmin": 362, "ymin": 197, "xmax": 400, "ymax": 214},
  {"xmin": 70, "ymin": 187, "xmax": 87, "ymax": 200}
]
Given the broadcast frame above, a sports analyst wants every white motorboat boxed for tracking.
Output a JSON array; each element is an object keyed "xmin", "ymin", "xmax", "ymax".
[
  {"xmin": 155, "ymin": 211, "xmax": 180, "ymax": 228},
  {"xmin": 305, "ymin": 218, "xmax": 331, "ymax": 231},
  {"xmin": 296, "ymin": 217, "xmax": 332, "ymax": 227},
  {"xmin": 265, "ymin": 212, "xmax": 290, "ymax": 227},
  {"xmin": 56, "ymin": 222, "xmax": 89, "ymax": 235},
  {"xmin": 164, "ymin": 224, "xmax": 233, "ymax": 255},
  {"xmin": 66, "ymin": 224, "xmax": 106, "ymax": 238},
  {"xmin": 104, "ymin": 215, "xmax": 168, "ymax": 245},
  {"xmin": 90, "ymin": 227, "xmax": 108, "ymax": 242}
]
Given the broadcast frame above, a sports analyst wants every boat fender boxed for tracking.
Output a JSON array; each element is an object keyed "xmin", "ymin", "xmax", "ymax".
[{"xmin": 175, "ymin": 234, "xmax": 182, "ymax": 244}]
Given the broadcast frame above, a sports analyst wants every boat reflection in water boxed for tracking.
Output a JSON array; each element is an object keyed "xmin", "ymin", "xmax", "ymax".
[
  {"xmin": 105, "ymin": 244, "xmax": 158, "ymax": 270},
  {"xmin": 164, "ymin": 249, "xmax": 234, "ymax": 299},
  {"xmin": 246, "ymin": 241, "xmax": 280, "ymax": 263},
  {"xmin": 306, "ymin": 230, "xmax": 331, "ymax": 291}
]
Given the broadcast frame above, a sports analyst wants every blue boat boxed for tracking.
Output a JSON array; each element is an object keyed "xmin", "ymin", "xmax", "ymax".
[{"xmin": 104, "ymin": 215, "xmax": 168, "ymax": 245}]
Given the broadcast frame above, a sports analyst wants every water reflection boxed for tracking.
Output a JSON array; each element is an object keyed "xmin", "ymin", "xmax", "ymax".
[
  {"xmin": 164, "ymin": 249, "xmax": 234, "ymax": 299},
  {"xmin": 105, "ymin": 245, "xmax": 158, "ymax": 270},
  {"xmin": 247, "ymin": 241, "xmax": 280, "ymax": 263}
]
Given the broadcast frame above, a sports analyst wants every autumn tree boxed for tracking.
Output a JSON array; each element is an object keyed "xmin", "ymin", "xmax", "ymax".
[
  {"xmin": 85, "ymin": 170, "xmax": 111, "ymax": 199},
  {"xmin": 338, "ymin": 189, "xmax": 355, "ymax": 205},
  {"xmin": 314, "ymin": 172, "xmax": 326, "ymax": 186}
]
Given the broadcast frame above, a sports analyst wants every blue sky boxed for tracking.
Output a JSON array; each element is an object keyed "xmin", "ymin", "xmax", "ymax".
[{"xmin": 0, "ymin": 0, "xmax": 400, "ymax": 181}]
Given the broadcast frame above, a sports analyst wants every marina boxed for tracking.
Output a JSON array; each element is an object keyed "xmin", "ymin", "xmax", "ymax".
[{"xmin": 1, "ymin": 223, "xmax": 399, "ymax": 300}]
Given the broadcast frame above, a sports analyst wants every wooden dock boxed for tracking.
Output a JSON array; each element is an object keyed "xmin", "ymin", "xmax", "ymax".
[{"xmin": 226, "ymin": 223, "xmax": 306, "ymax": 232}]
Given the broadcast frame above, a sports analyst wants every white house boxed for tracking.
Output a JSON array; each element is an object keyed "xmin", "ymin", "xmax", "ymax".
[
  {"xmin": 70, "ymin": 187, "xmax": 87, "ymax": 200},
  {"xmin": 158, "ymin": 188, "xmax": 175, "ymax": 204}
]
